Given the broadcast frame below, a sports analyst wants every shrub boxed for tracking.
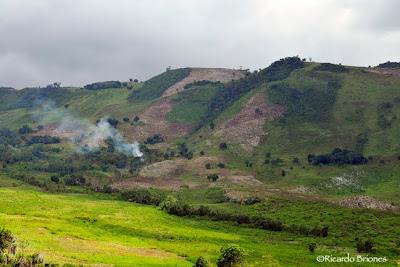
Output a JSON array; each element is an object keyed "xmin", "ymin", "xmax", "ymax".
[
  {"xmin": 308, "ymin": 242, "xmax": 316, "ymax": 253},
  {"xmin": 207, "ymin": 174, "xmax": 219, "ymax": 181},
  {"xmin": 195, "ymin": 256, "xmax": 211, "ymax": 267},
  {"xmin": 123, "ymin": 117, "xmax": 130, "ymax": 123},
  {"xmin": 219, "ymin": 143, "xmax": 227, "ymax": 150},
  {"xmin": 205, "ymin": 163, "xmax": 211, "ymax": 169},
  {"xmin": 216, "ymin": 245, "xmax": 246, "ymax": 267},
  {"xmin": 133, "ymin": 116, "xmax": 140, "ymax": 122},
  {"xmin": 18, "ymin": 125, "xmax": 35, "ymax": 135},
  {"xmin": 217, "ymin": 163, "xmax": 225, "ymax": 168}
]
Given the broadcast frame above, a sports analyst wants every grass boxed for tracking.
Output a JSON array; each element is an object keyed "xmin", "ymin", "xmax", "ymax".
[{"xmin": 0, "ymin": 184, "xmax": 350, "ymax": 267}]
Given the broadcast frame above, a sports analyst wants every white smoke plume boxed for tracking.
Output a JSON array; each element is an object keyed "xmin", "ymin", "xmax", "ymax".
[{"xmin": 78, "ymin": 117, "xmax": 143, "ymax": 157}]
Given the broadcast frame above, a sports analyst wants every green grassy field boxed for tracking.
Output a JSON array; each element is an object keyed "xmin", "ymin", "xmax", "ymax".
[{"xmin": 0, "ymin": 183, "xmax": 399, "ymax": 266}]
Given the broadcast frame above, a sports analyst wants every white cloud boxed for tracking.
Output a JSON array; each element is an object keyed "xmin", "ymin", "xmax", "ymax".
[{"xmin": 0, "ymin": 0, "xmax": 399, "ymax": 89}]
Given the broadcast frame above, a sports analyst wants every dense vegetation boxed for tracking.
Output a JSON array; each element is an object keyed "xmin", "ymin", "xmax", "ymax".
[
  {"xmin": 183, "ymin": 80, "xmax": 221, "ymax": 89},
  {"xmin": 128, "ymin": 68, "xmax": 191, "ymax": 102},
  {"xmin": 314, "ymin": 63, "xmax": 348, "ymax": 73},
  {"xmin": 376, "ymin": 61, "xmax": 400, "ymax": 68},
  {"xmin": 0, "ymin": 86, "xmax": 72, "ymax": 111},
  {"xmin": 308, "ymin": 148, "xmax": 369, "ymax": 165},
  {"xmin": 83, "ymin": 80, "xmax": 122, "ymax": 90},
  {"xmin": 198, "ymin": 56, "xmax": 305, "ymax": 126},
  {"xmin": 267, "ymin": 78, "xmax": 339, "ymax": 122}
]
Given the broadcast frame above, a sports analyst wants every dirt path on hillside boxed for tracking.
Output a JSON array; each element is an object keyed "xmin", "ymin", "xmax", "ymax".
[
  {"xmin": 214, "ymin": 93, "xmax": 285, "ymax": 151},
  {"xmin": 162, "ymin": 68, "xmax": 244, "ymax": 97}
]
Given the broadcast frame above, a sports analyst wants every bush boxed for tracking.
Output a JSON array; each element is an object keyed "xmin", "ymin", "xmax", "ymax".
[
  {"xmin": 308, "ymin": 242, "xmax": 316, "ymax": 253},
  {"xmin": 133, "ymin": 116, "xmax": 140, "ymax": 122},
  {"xmin": 219, "ymin": 143, "xmax": 227, "ymax": 150},
  {"xmin": 123, "ymin": 117, "xmax": 130, "ymax": 122},
  {"xmin": 195, "ymin": 256, "xmax": 211, "ymax": 267},
  {"xmin": 217, "ymin": 163, "xmax": 225, "ymax": 168},
  {"xmin": 18, "ymin": 125, "xmax": 35, "ymax": 134},
  {"xmin": 205, "ymin": 163, "xmax": 211, "ymax": 169},
  {"xmin": 216, "ymin": 245, "xmax": 246, "ymax": 267},
  {"xmin": 207, "ymin": 174, "xmax": 219, "ymax": 181}
]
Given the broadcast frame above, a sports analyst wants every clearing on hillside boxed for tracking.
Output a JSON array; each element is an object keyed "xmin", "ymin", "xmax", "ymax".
[
  {"xmin": 162, "ymin": 68, "xmax": 244, "ymax": 97},
  {"xmin": 125, "ymin": 99, "xmax": 194, "ymax": 141},
  {"xmin": 214, "ymin": 93, "xmax": 285, "ymax": 151}
]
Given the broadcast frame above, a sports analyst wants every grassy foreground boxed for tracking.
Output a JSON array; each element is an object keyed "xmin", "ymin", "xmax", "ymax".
[
  {"xmin": 1, "ymin": 184, "xmax": 399, "ymax": 266},
  {"xmin": 0, "ymin": 184, "xmax": 316, "ymax": 266}
]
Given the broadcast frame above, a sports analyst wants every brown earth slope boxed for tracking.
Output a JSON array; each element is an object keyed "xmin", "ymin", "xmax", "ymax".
[
  {"xmin": 162, "ymin": 68, "xmax": 244, "ymax": 97},
  {"xmin": 125, "ymin": 99, "xmax": 194, "ymax": 141},
  {"xmin": 214, "ymin": 93, "xmax": 285, "ymax": 151}
]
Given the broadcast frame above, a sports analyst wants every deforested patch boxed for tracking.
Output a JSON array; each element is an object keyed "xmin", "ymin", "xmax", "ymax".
[
  {"xmin": 333, "ymin": 195, "xmax": 398, "ymax": 212},
  {"xmin": 124, "ymin": 99, "xmax": 194, "ymax": 141},
  {"xmin": 214, "ymin": 93, "xmax": 285, "ymax": 151},
  {"xmin": 322, "ymin": 170, "xmax": 367, "ymax": 191},
  {"xmin": 162, "ymin": 68, "xmax": 244, "ymax": 97}
]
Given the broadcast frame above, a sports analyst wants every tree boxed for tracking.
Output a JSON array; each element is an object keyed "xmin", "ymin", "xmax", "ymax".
[
  {"xmin": 207, "ymin": 174, "xmax": 219, "ymax": 181},
  {"xmin": 200, "ymin": 151, "xmax": 205, "ymax": 156},
  {"xmin": 64, "ymin": 104, "xmax": 69, "ymax": 109},
  {"xmin": 210, "ymin": 122, "xmax": 215, "ymax": 130},
  {"xmin": 37, "ymin": 125, "xmax": 44, "ymax": 131},
  {"xmin": 123, "ymin": 117, "xmax": 130, "ymax": 123},
  {"xmin": 195, "ymin": 256, "xmax": 210, "ymax": 267},
  {"xmin": 308, "ymin": 243, "xmax": 316, "ymax": 253},
  {"xmin": 18, "ymin": 125, "xmax": 35, "ymax": 135},
  {"xmin": 217, "ymin": 163, "xmax": 225, "ymax": 168},
  {"xmin": 219, "ymin": 143, "xmax": 227, "ymax": 150},
  {"xmin": 281, "ymin": 170, "xmax": 286, "ymax": 176},
  {"xmin": 134, "ymin": 79, "xmax": 139, "ymax": 83},
  {"xmin": 216, "ymin": 245, "xmax": 246, "ymax": 267},
  {"xmin": 129, "ymin": 78, "xmax": 133, "ymax": 82},
  {"xmin": 205, "ymin": 163, "xmax": 211, "ymax": 169},
  {"xmin": 133, "ymin": 116, "xmax": 140, "ymax": 122},
  {"xmin": 50, "ymin": 176, "xmax": 59, "ymax": 183},
  {"xmin": 0, "ymin": 228, "xmax": 14, "ymax": 252}
]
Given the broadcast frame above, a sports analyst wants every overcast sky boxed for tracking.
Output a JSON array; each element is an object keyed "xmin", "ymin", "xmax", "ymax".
[{"xmin": 1, "ymin": 0, "xmax": 399, "ymax": 89}]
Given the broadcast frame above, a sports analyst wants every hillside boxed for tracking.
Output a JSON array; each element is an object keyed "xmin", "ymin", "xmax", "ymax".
[{"xmin": 0, "ymin": 57, "xmax": 399, "ymax": 266}]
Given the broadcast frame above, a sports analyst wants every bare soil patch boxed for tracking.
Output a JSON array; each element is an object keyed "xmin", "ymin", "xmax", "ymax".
[
  {"xmin": 162, "ymin": 68, "xmax": 244, "ymax": 97},
  {"xmin": 366, "ymin": 68, "xmax": 400, "ymax": 78},
  {"xmin": 124, "ymin": 99, "xmax": 194, "ymax": 141},
  {"xmin": 333, "ymin": 195, "xmax": 398, "ymax": 212},
  {"xmin": 214, "ymin": 93, "xmax": 285, "ymax": 151},
  {"xmin": 37, "ymin": 121, "xmax": 85, "ymax": 139}
]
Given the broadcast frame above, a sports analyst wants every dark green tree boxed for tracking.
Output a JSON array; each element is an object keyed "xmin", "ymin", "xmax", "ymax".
[{"xmin": 216, "ymin": 245, "xmax": 246, "ymax": 267}]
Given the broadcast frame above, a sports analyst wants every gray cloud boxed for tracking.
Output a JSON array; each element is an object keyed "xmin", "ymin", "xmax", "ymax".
[{"xmin": 0, "ymin": 0, "xmax": 399, "ymax": 89}]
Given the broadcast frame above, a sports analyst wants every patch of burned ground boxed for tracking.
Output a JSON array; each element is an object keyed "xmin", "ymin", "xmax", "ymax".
[
  {"xmin": 34, "ymin": 121, "xmax": 85, "ymax": 140},
  {"xmin": 333, "ymin": 195, "xmax": 398, "ymax": 212},
  {"xmin": 112, "ymin": 159, "xmax": 204, "ymax": 190},
  {"xmin": 214, "ymin": 93, "xmax": 285, "ymax": 151},
  {"xmin": 366, "ymin": 68, "xmax": 400, "ymax": 78},
  {"xmin": 124, "ymin": 99, "xmax": 194, "ymax": 141},
  {"xmin": 112, "ymin": 156, "xmax": 263, "ymax": 191},
  {"xmin": 162, "ymin": 68, "xmax": 244, "ymax": 97}
]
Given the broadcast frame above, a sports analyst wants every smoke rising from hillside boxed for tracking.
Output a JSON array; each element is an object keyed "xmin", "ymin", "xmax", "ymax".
[{"xmin": 76, "ymin": 117, "xmax": 143, "ymax": 157}]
